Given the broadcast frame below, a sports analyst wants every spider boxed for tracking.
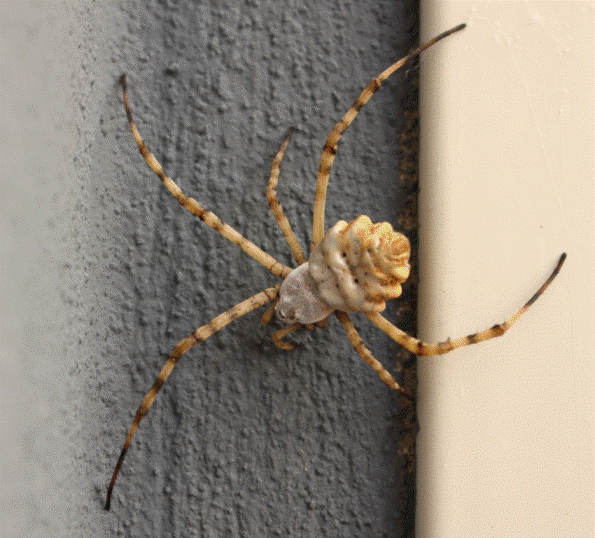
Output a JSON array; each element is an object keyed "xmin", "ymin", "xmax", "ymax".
[{"xmin": 105, "ymin": 23, "xmax": 566, "ymax": 510}]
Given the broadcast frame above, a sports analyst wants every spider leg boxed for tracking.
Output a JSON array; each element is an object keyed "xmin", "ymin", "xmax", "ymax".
[
  {"xmin": 260, "ymin": 298, "xmax": 279, "ymax": 325},
  {"xmin": 120, "ymin": 75, "xmax": 292, "ymax": 279},
  {"xmin": 335, "ymin": 311, "xmax": 412, "ymax": 401},
  {"xmin": 271, "ymin": 322, "xmax": 301, "ymax": 350},
  {"xmin": 315, "ymin": 318, "xmax": 327, "ymax": 329},
  {"xmin": 267, "ymin": 128, "xmax": 307, "ymax": 265},
  {"xmin": 311, "ymin": 23, "xmax": 466, "ymax": 246},
  {"xmin": 105, "ymin": 284, "xmax": 281, "ymax": 511},
  {"xmin": 366, "ymin": 253, "xmax": 566, "ymax": 356}
]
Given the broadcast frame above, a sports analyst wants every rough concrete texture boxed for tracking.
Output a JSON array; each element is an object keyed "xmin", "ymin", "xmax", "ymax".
[{"xmin": 2, "ymin": 1, "xmax": 419, "ymax": 536}]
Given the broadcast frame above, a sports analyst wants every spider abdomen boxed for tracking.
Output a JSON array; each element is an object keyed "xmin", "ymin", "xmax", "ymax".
[
  {"xmin": 276, "ymin": 217, "xmax": 410, "ymax": 325},
  {"xmin": 309, "ymin": 216, "xmax": 410, "ymax": 313}
]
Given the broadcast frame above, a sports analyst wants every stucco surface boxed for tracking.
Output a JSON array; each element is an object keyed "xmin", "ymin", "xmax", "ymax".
[{"xmin": 0, "ymin": 1, "xmax": 421, "ymax": 536}]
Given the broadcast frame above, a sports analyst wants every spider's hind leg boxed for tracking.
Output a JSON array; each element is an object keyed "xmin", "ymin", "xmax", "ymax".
[
  {"xmin": 336, "ymin": 311, "xmax": 412, "ymax": 401},
  {"xmin": 366, "ymin": 253, "xmax": 566, "ymax": 356},
  {"xmin": 311, "ymin": 23, "xmax": 466, "ymax": 246}
]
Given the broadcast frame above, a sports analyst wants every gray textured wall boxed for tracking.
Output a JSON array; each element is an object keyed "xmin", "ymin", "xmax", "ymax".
[{"xmin": 1, "ymin": 1, "xmax": 418, "ymax": 536}]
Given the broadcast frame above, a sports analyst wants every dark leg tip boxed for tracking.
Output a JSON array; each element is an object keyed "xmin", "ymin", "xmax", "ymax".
[
  {"xmin": 283, "ymin": 126, "xmax": 295, "ymax": 142},
  {"xmin": 552, "ymin": 252, "xmax": 567, "ymax": 274},
  {"xmin": 401, "ymin": 390, "xmax": 415, "ymax": 403}
]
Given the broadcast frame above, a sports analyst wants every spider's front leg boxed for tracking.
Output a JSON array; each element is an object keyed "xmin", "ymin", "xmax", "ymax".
[
  {"xmin": 120, "ymin": 75, "xmax": 293, "ymax": 280},
  {"xmin": 105, "ymin": 285, "xmax": 280, "ymax": 511}
]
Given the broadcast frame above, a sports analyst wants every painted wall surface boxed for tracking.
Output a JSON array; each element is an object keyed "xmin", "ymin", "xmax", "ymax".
[
  {"xmin": 418, "ymin": 3, "xmax": 594, "ymax": 537},
  {"xmin": 1, "ymin": 1, "xmax": 421, "ymax": 536}
]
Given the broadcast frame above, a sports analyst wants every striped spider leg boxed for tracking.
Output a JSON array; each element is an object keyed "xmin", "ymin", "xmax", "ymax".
[
  {"xmin": 106, "ymin": 78, "xmax": 289, "ymax": 510},
  {"xmin": 309, "ymin": 22, "xmax": 565, "ymax": 357},
  {"xmin": 106, "ymin": 23, "xmax": 565, "ymax": 510}
]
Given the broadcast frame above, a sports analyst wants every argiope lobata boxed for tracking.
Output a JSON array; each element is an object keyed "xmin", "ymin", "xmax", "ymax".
[{"xmin": 105, "ymin": 23, "xmax": 566, "ymax": 510}]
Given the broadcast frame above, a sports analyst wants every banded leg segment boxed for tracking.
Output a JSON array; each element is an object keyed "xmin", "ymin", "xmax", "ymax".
[
  {"xmin": 312, "ymin": 23, "xmax": 466, "ymax": 246},
  {"xmin": 267, "ymin": 128, "xmax": 307, "ymax": 265},
  {"xmin": 120, "ymin": 75, "xmax": 292, "ymax": 279},
  {"xmin": 271, "ymin": 322, "xmax": 301, "ymax": 350},
  {"xmin": 335, "ymin": 311, "xmax": 412, "ymax": 400},
  {"xmin": 260, "ymin": 298, "xmax": 279, "ymax": 325},
  {"xmin": 366, "ymin": 253, "xmax": 566, "ymax": 356},
  {"xmin": 105, "ymin": 284, "xmax": 281, "ymax": 510}
]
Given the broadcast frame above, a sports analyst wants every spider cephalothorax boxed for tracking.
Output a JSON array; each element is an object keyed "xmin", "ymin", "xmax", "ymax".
[{"xmin": 105, "ymin": 23, "xmax": 565, "ymax": 510}]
